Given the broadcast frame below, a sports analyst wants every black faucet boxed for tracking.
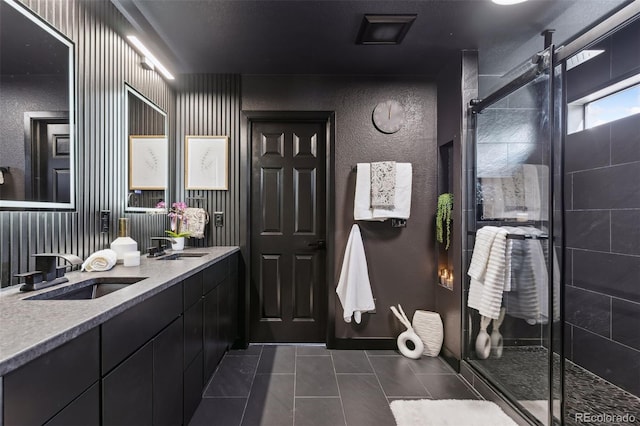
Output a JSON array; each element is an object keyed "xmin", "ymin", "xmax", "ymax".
[
  {"xmin": 147, "ymin": 237, "xmax": 176, "ymax": 258},
  {"xmin": 15, "ymin": 253, "xmax": 83, "ymax": 291}
]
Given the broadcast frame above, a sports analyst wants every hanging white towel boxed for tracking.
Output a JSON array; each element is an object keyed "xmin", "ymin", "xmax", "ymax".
[
  {"xmin": 468, "ymin": 228, "xmax": 509, "ymax": 319},
  {"xmin": 81, "ymin": 249, "xmax": 117, "ymax": 272},
  {"xmin": 336, "ymin": 224, "xmax": 375, "ymax": 324},
  {"xmin": 354, "ymin": 163, "xmax": 412, "ymax": 221},
  {"xmin": 184, "ymin": 207, "xmax": 209, "ymax": 239}
]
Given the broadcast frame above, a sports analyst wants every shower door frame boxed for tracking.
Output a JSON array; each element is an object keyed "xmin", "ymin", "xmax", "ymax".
[{"xmin": 465, "ymin": 46, "xmax": 563, "ymax": 426}]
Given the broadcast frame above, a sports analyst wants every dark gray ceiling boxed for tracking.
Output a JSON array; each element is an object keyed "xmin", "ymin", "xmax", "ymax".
[{"xmin": 114, "ymin": 0, "xmax": 630, "ymax": 77}]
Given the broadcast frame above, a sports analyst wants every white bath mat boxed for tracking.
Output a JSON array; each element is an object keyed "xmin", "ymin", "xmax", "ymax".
[{"xmin": 390, "ymin": 399, "xmax": 518, "ymax": 426}]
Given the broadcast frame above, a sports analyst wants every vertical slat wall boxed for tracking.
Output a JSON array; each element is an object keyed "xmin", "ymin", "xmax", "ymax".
[
  {"xmin": 175, "ymin": 74, "xmax": 241, "ymax": 247},
  {"xmin": 0, "ymin": 0, "xmax": 176, "ymax": 287}
]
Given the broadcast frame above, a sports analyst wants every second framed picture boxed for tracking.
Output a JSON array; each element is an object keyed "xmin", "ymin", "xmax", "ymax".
[{"xmin": 185, "ymin": 135, "xmax": 229, "ymax": 190}]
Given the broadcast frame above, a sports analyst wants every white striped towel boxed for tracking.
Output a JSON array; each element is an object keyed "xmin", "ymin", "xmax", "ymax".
[
  {"xmin": 468, "ymin": 228, "xmax": 509, "ymax": 319},
  {"xmin": 467, "ymin": 226, "xmax": 500, "ymax": 281}
]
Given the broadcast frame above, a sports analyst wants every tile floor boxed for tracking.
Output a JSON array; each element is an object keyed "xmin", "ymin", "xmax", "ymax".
[{"xmin": 189, "ymin": 344, "xmax": 481, "ymax": 426}]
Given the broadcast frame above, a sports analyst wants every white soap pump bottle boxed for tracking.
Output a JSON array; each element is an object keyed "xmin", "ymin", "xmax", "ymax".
[{"xmin": 110, "ymin": 218, "xmax": 138, "ymax": 264}]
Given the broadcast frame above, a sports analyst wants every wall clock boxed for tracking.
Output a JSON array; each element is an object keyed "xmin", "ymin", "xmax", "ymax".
[{"xmin": 372, "ymin": 100, "xmax": 404, "ymax": 134}]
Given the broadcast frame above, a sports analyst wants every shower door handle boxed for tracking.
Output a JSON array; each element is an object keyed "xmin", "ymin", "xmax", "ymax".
[{"xmin": 308, "ymin": 240, "xmax": 326, "ymax": 250}]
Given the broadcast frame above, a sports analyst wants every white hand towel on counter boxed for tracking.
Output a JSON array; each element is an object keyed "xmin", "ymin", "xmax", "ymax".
[
  {"xmin": 336, "ymin": 224, "xmax": 375, "ymax": 324},
  {"xmin": 354, "ymin": 163, "xmax": 412, "ymax": 221},
  {"xmin": 81, "ymin": 249, "xmax": 117, "ymax": 272}
]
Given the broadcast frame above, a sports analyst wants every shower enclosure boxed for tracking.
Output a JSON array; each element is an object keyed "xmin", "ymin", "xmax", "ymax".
[{"xmin": 464, "ymin": 11, "xmax": 640, "ymax": 426}]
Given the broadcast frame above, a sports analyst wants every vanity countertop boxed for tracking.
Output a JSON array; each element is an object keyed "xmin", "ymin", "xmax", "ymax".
[{"xmin": 0, "ymin": 246, "xmax": 240, "ymax": 376}]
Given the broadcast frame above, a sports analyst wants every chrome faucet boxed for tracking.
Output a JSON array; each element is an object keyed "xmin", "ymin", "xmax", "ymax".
[
  {"xmin": 15, "ymin": 253, "xmax": 83, "ymax": 291},
  {"xmin": 148, "ymin": 237, "xmax": 176, "ymax": 257}
]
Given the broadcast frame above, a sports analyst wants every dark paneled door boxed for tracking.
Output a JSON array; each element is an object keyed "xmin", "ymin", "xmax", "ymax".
[{"xmin": 250, "ymin": 120, "xmax": 327, "ymax": 342}]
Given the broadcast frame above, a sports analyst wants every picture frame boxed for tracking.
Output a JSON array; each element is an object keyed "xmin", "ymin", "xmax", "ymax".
[
  {"xmin": 129, "ymin": 135, "xmax": 168, "ymax": 190},
  {"xmin": 185, "ymin": 135, "xmax": 229, "ymax": 190}
]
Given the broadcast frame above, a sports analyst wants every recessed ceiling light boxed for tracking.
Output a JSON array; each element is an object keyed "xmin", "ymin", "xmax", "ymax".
[
  {"xmin": 356, "ymin": 14, "xmax": 417, "ymax": 45},
  {"xmin": 492, "ymin": 0, "xmax": 529, "ymax": 5}
]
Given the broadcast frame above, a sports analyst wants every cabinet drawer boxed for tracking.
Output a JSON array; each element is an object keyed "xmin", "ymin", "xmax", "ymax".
[
  {"xmin": 102, "ymin": 284, "xmax": 182, "ymax": 374},
  {"xmin": 183, "ymin": 271, "xmax": 203, "ymax": 310},
  {"xmin": 203, "ymin": 257, "xmax": 229, "ymax": 294},
  {"xmin": 3, "ymin": 328, "xmax": 99, "ymax": 426},
  {"xmin": 184, "ymin": 298, "xmax": 204, "ymax": 368},
  {"xmin": 44, "ymin": 382, "xmax": 100, "ymax": 426}
]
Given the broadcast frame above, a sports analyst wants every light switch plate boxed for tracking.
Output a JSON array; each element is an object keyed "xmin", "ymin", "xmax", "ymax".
[
  {"xmin": 214, "ymin": 211, "xmax": 224, "ymax": 227},
  {"xmin": 100, "ymin": 210, "xmax": 110, "ymax": 233}
]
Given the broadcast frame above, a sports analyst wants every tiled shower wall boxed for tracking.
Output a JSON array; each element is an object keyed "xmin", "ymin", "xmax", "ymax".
[{"xmin": 564, "ymin": 17, "xmax": 640, "ymax": 397}]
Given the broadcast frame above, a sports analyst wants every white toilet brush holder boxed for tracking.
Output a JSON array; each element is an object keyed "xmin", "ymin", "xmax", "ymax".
[{"xmin": 390, "ymin": 305, "xmax": 424, "ymax": 359}]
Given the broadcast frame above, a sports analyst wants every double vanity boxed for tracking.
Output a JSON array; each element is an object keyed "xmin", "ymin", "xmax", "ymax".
[{"xmin": 0, "ymin": 246, "xmax": 240, "ymax": 425}]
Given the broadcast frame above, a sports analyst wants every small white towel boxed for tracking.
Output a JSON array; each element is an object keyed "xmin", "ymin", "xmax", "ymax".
[
  {"xmin": 354, "ymin": 163, "xmax": 412, "ymax": 221},
  {"xmin": 336, "ymin": 224, "xmax": 375, "ymax": 324},
  {"xmin": 81, "ymin": 249, "xmax": 117, "ymax": 272}
]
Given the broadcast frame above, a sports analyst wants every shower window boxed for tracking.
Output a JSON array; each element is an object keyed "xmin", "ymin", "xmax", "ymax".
[{"xmin": 584, "ymin": 82, "xmax": 640, "ymax": 129}]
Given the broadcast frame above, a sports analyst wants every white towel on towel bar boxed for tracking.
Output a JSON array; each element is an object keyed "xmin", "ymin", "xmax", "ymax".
[
  {"xmin": 336, "ymin": 224, "xmax": 375, "ymax": 324},
  {"xmin": 354, "ymin": 163, "xmax": 412, "ymax": 221}
]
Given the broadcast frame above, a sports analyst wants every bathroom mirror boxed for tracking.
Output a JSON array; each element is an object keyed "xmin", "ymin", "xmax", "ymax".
[
  {"xmin": 124, "ymin": 84, "xmax": 168, "ymax": 212},
  {"xmin": 0, "ymin": 0, "xmax": 75, "ymax": 209}
]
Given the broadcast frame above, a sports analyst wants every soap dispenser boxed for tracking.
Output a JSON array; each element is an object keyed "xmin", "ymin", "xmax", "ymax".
[{"xmin": 110, "ymin": 218, "xmax": 138, "ymax": 263}]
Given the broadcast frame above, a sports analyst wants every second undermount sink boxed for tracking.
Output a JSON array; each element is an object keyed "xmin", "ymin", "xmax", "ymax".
[
  {"xmin": 25, "ymin": 277, "xmax": 146, "ymax": 300},
  {"xmin": 159, "ymin": 252, "xmax": 207, "ymax": 260}
]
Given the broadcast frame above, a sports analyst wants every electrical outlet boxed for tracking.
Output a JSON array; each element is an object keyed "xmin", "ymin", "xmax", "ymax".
[
  {"xmin": 214, "ymin": 211, "xmax": 224, "ymax": 227},
  {"xmin": 100, "ymin": 210, "xmax": 110, "ymax": 233}
]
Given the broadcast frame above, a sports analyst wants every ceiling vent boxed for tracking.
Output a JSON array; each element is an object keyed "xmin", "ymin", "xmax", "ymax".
[{"xmin": 356, "ymin": 14, "xmax": 417, "ymax": 45}]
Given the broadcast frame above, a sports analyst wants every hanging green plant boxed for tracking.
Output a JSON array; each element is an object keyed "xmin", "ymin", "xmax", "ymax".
[{"xmin": 436, "ymin": 193, "xmax": 453, "ymax": 250}]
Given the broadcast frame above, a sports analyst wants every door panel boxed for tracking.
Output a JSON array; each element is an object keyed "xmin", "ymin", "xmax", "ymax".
[{"xmin": 251, "ymin": 120, "xmax": 327, "ymax": 342}]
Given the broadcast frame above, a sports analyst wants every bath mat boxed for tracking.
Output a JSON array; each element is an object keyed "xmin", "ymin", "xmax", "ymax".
[{"xmin": 390, "ymin": 399, "xmax": 518, "ymax": 426}]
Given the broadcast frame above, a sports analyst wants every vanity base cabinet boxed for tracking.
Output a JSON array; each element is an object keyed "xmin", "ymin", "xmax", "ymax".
[
  {"xmin": 102, "ymin": 342, "xmax": 154, "ymax": 426},
  {"xmin": 44, "ymin": 383, "xmax": 100, "ymax": 426},
  {"xmin": 2, "ymin": 328, "xmax": 99, "ymax": 426},
  {"xmin": 183, "ymin": 351, "xmax": 204, "ymax": 425},
  {"xmin": 153, "ymin": 316, "xmax": 184, "ymax": 426}
]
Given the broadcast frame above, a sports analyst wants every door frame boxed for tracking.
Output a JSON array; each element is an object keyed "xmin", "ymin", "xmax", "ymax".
[{"xmin": 240, "ymin": 111, "xmax": 336, "ymax": 347}]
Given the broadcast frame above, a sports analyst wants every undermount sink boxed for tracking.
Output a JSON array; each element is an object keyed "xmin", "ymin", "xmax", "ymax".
[
  {"xmin": 25, "ymin": 277, "xmax": 146, "ymax": 300},
  {"xmin": 159, "ymin": 252, "xmax": 207, "ymax": 260}
]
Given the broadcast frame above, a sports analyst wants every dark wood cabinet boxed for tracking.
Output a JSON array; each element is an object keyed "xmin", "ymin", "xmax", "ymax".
[
  {"xmin": 102, "ymin": 342, "xmax": 154, "ymax": 426},
  {"xmin": 2, "ymin": 252, "xmax": 240, "ymax": 426},
  {"xmin": 3, "ymin": 328, "xmax": 99, "ymax": 426}
]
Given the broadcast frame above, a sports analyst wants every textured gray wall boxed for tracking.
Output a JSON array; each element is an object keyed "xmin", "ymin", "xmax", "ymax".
[
  {"xmin": 243, "ymin": 75, "xmax": 437, "ymax": 340},
  {"xmin": 0, "ymin": 0, "xmax": 175, "ymax": 287}
]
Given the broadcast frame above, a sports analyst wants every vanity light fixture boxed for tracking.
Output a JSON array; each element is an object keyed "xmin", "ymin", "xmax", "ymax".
[
  {"xmin": 491, "ymin": 0, "xmax": 528, "ymax": 5},
  {"xmin": 126, "ymin": 35, "xmax": 174, "ymax": 80}
]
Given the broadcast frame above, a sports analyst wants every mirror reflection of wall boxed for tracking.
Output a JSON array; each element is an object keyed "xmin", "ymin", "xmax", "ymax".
[
  {"xmin": 0, "ymin": 0, "xmax": 75, "ymax": 209},
  {"xmin": 125, "ymin": 84, "xmax": 168, "ymax": 212}
]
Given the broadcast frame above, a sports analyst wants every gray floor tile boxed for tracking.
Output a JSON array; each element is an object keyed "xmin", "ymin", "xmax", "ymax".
[
  {"xmin": 189, "ymin": 397, "xmax": 246, "ymax": 426},
  {"xmin": 407, "ymin": 357, "xmax": 456, "ymax": 375},
  {"xmin": 242, "ymin": 374, "xmax": 294, "ymax": 426},
  {"xmin": 294, "ymin": 398, "xmax": 346, "ymax": 426},
  {"xmin": 296, "ymin": 356, "xmax": 339, "ymax": 397},
  {"xmin": 365, "ymin": 350, "xmax": 400, "ymax": 357},
  {"xmin": 368, "ymin": 356, "xmax": 430, "ymax": 397},
  {"xmin": 229, "ymin": 345, "xmax": 263, "ymax": 356},
  {"xmin": 332, "ymin": 351, "xmax": 373, "ymax": 374},
  {"xmin": 297, "ymin": 345, "xmax": 330, "ymax": 356},
  {"xmin": 257, "ymin": 345, "xmax": 296, "ymax": 374},
  {"xmin": 337, "ymin": 374, "xmax": 396, "ymax": 426},
  {"xmin": 417, "ymin": 374, "xmax": 480, "ymax": 399},
  {"xmin": 204, "ymin": 355, "xmax": 259, "ymax": 397}
]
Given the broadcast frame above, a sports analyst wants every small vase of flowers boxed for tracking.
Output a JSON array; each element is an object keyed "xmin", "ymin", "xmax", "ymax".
[{"xmin": 157, "ymin": 201, "xmax": 190, "ymax": 250}]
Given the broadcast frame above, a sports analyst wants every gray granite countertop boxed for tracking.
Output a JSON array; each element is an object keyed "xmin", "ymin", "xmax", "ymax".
[{"xmin": 0, "ymin": 246, "xmax": 239, "ymax": 376}]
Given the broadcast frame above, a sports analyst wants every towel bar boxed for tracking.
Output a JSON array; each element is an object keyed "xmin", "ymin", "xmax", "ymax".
[{"xmin": 467, "ymin": 230, "xmax": 548, "ymax": 240}]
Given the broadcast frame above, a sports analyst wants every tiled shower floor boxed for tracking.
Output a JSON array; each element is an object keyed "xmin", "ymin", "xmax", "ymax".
[
  {"xmin": 189, "ymin": 345, "xmax": 481, "ymax": 426},
  {"xmin": 471, "ymin": 346, "xmax": 640, "ymax": 425}
]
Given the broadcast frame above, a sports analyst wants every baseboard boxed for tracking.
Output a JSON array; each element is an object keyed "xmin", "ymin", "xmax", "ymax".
[
  {"xmin": 440, "ymin": 345, "xmax": 461, "ymax": 372},
  {"xmin": 332, "ymin": 338, "xmax": 397, "ymax": 350}
]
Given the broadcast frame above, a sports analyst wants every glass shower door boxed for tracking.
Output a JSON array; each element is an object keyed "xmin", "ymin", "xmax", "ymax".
[{"xmin": 465, "ymin": 48, "xmax": 562, "ymax": 426}]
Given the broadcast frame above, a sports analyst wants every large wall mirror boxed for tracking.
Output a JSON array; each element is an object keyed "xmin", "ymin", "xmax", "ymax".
[
  {"xmin": 125, "ymin": 84, "xmax": 168, "ymax": 212},
  {"xmin": 0, "ymin": 0, "xmax": 75, "ymax": 209}
]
